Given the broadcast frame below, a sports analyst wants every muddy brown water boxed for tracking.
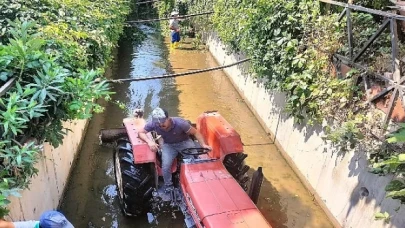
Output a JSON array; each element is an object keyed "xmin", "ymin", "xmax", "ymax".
[{"xmin": 59, "ymin": 25, "xmax": 333, "ymax": 228}]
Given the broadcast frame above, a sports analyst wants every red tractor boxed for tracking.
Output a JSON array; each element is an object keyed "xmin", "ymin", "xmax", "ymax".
[{"xmin": 100, "ymin": 110, "xmax": 271, "ymax": 228}]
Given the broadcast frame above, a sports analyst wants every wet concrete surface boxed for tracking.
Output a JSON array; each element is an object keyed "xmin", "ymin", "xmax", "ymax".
[{"xmin": 59, "ymin": 25, "xmax": 333, "ymax": 228}]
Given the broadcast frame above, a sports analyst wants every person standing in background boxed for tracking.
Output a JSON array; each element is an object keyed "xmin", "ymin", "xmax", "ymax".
[{"xmin": 169, "ymin": 11, "xmax": 181, "ymax": 49}]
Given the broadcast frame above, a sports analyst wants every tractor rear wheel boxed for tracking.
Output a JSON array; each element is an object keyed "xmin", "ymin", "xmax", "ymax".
[
  {"xmin": 114, "ymin": 139, "xmax": 154, "ymax": 216},
  {"xmin": 223, "ymin": 153, "xmax": 250, "ymax": 191}
]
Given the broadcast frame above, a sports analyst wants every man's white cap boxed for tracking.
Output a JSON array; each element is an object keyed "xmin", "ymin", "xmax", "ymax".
[
  {"xmin": 170, "ymin": 11, "xmax": 179, "ymax": 16},
  {"xmin": 151, "ymin": 107, "xmax": 168, "ymax": 123}
]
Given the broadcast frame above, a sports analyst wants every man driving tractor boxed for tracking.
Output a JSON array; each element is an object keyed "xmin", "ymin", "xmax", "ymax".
[{"xmin": 138, "ymin": 107, "xmax": 211, "ymax": 197}]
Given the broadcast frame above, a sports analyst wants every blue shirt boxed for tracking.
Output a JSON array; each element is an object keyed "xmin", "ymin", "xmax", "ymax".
[
  {"xmin": 12, "ymin": 221, "xmax": 40, "ymax": 228},
  {"xmin": 144, "ymin": 117, "xmax": 191, "ymax": 144}
]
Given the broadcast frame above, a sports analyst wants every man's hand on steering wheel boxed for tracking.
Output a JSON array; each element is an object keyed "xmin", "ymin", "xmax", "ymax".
[{"xmin": 148, "ymin": 141, "xmax": 159, "ymax": 152}]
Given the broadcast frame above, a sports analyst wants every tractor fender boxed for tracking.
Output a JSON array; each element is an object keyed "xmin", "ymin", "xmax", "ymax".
[
  {"xmin": 123, "ymin": 118, "xmax": 178, "ymax": 173},
  {"xmin": 123, "ymin": 117, "xmax": 156, "ymax": 164}
]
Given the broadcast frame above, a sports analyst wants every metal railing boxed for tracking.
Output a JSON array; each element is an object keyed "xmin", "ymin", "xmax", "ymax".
[{"xmin": 320, "ymin": 0, "xmax": 405, "ymax": 130}]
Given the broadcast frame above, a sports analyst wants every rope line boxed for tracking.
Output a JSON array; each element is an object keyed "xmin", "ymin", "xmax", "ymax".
[
  {"xmin": 108, "ymin": 58, "xmax": 250, "ymax": 83},
  {"xmin": 126, "ymin": 11, "xmax": 214, "ymax": 23}
]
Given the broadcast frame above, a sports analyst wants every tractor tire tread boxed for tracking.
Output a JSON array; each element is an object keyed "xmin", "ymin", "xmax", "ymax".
[
  {"xmin": 114, "ymin": 140, "xmax": 154, "ymax": 217},
  {"xmin": 223, "ymin": 153, "xmax": 250, "ymax": 192}
]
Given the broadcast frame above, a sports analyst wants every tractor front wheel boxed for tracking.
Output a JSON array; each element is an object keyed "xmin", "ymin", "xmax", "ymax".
[{"xmin": 114, "ymin": 139, "xmax": 154, "ymax": 217}]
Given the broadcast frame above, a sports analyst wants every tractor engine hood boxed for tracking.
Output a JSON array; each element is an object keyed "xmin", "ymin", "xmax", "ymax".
[{"xmin": 180, "ymin": 160, "xmax": 271, "ymax": 228}]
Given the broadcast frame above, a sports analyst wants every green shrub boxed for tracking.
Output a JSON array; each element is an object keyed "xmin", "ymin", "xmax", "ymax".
[
  {"xmin": 0, "ymin": 0, "xmax": 134, "ymax": 217},
  {"xmin": 184, "ymin": 0, "xmax": 405, "ymax": 206}
]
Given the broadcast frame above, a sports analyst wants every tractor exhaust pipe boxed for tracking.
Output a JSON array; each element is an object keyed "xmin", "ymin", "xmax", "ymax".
[
  {"xmin": 99, "ymin": 109, "xmax": 144, "ymax": 144},
  {"xmin": 248, "ymin": 167, "xmax": 263, "ymax": 204},
  {"xmin": 99, "ymin": 128, "xmax": 128, "ymax": 144}
]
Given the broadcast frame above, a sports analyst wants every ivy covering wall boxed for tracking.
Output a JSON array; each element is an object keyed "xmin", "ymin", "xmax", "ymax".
[
  {"xmin": 183, "ymin": 0, "xmax": 405, "ymax": 207},
  {"xmin": 0, "ymin": 0, "xmax": 135, "ymax": 217}
]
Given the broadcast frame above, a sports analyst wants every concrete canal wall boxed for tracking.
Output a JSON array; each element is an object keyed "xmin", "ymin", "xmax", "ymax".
[
  {"xmin": 6, "ymin": 120, "xmax": 88, "ymax": 221},
  {"xmin": 205, "ymin": 32, "xmax": 405, "ymax": 228}
]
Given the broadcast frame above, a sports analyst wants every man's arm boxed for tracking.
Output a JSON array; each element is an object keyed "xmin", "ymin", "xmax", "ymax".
[
  {"xmin": 138, "ymin": 128, "xmax": 159, "ymax": 152},
  {"xmin": 0, "ymin": 220, "xmax": 14, "ymax": 228},
  {"xmin": 169, "ymin": 25, "xmax": 179, "ymax": 32},
  {"xmin": 169, "ymin": 24, "xmax": 176, "ymax": 30},
  {"xmin": 138, "ymin": 128, "xmax": 154, "ymax": 144},
  {"xmin": 187, "ymin": 127, "xmax": 211, "ymax": 149},
  {"xmin": 0, "ymin": 220, "xmax": 40, "ymax": 228}
]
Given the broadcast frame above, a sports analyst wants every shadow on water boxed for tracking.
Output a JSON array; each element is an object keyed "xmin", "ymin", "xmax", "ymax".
[{"xmin": 246, "ymin": 168, "xmax": 313, "ymax": 228}]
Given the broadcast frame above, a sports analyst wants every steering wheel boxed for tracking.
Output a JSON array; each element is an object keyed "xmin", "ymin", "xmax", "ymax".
[{"xmin": 180, "ymin": 147, "xmax": 211, "ymax": 156}]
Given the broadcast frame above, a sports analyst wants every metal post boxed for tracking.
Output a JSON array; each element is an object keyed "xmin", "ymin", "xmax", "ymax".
[
  {"xmin": 346, "ymin": 8, "xmax": 354, "ymax": 59},
  {"xmin": 390, "ymin": 18, "xmax": 401, "ymax": 82},
  {"xmin": 383, "ymin": 88, "xmax": 399, "ymax": 131},
  {"xmin": 362, "ymin": 74, "xmax": 371, "ymax": 100}
]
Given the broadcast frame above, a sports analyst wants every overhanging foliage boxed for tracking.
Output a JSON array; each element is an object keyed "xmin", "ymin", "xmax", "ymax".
[{"xmin": 0, "ymin": 0, "xmax": 135, "ymax": 217}]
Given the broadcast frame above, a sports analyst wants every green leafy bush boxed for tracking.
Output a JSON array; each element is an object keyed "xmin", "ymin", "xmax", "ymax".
[
  {"xmin": 156, "ymin": 0, "xmax": 176, "ymax": 32},
  {"xmin": 0, "ymin": 0, "xmax": 134, "ymax": 217}
]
